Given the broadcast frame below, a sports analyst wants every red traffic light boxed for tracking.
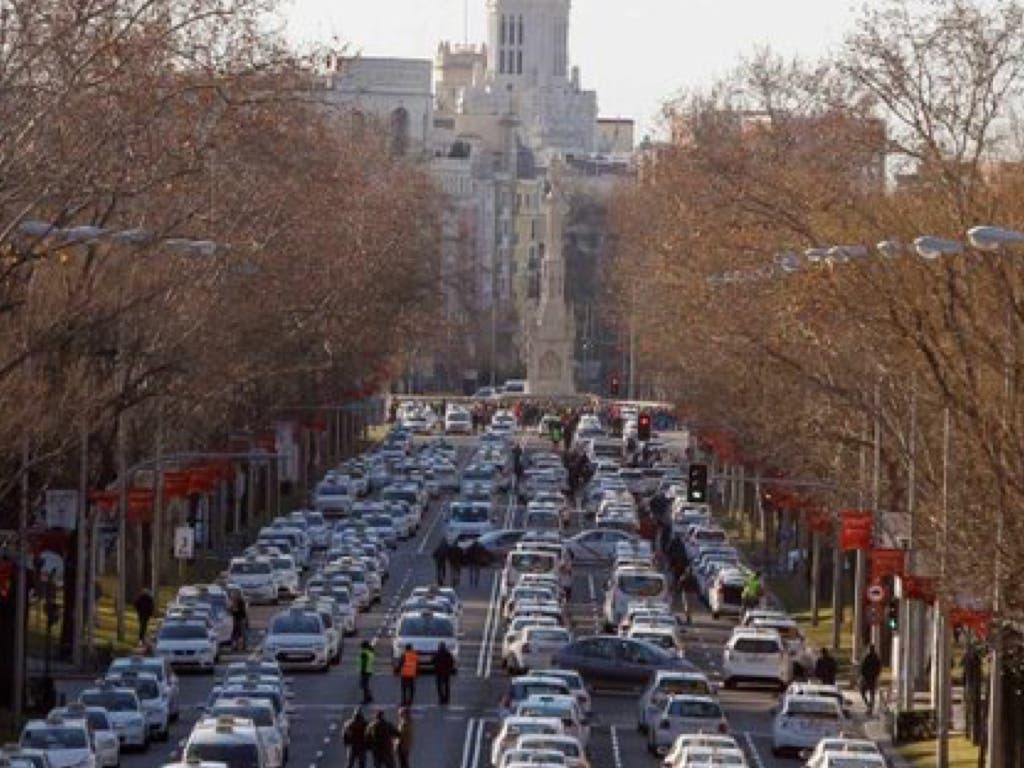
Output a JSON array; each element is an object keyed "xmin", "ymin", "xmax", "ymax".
[{"xmin": 639, "ymin": 413, "xmax": 651, "ymax": 426}]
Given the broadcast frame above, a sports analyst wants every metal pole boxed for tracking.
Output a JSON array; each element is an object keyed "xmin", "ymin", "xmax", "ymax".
[
  {"xmin": 832, "ymin": 516, "xmax": 843, "ymax": 652},
  {"xmin": 151, "ymin": 401, "xmax": 163, "ymax": 599},
  {"xmin": 73, "ymin": 417, "xmax": 88, "ymax": 668},
  {"xmin": 810, "ymin": 530, "xmax": 821, "ymax": 626},
  {"xmin": 852, "ymin": 415, "xmax": 868, "ymax": 665},
  {"xmin": 870, "ymin": 383, "xmax": 882, "ymax": 651},
  {"xmin": 87, "ymin": 513, "xmax": 98, "ymax": 658},
  {"xmin": 937, "ymin": 407, "xmax": 951, "ymax": 768},
  {"xmin": 627, "ymin": 307, "xmax": 636, "ymax": 400},
  {"xmin": 13, "ymin": 433, "xmax": 29, "ymax": 724},
  {"xmin": 116, "ymin": 407, "xmax": 127, "ymax": 642},
  {"xmin": 900, "ymin": 388, "xmax": 917, "ymax": 711}
]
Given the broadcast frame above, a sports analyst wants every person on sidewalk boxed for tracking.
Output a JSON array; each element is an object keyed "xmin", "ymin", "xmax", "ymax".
[
  {"xmin": 858, "ymin": 644, "xmax": 882, "ymax": 714},
  {"xmin": 366, "ymin": 710, "xmax": 398, "ymax": 768},
  {"xmin": 741, "ymin": 571, "xmax": 763, "ymax": 610},
  {"xmin": 342, "ymin": 709, "xmax": 369, "ymax": 768},
  {"xmin": 397, "ymin": 644, "xmax": 418, "ymax": 706},
  {"xmin": 433, "ymin": 642, "xmax": 455, "ymax": 705},
  {"xmin": 431, "ymin": 540, "xmax": 448, "ymax": 586},
  {"xmin": 395, "ymin": 707, "xmax": 413, "ymax": 768},
  {"xmin": 815, "ymin": 647, "xmax": 838, "ymax": 685},
  {"xmin": 358, "ymin": 641, "xmax": 376, "ymax": 705},
  {"xmin": 134, "ymin": 588, "xmax": 155, "ymax": 643},
  {"xmin": 230, "ymin": 591, "xmax": 247, "ymax": 651},
  {"xmin": 448, "ymin": 545, "xmax": 463, "ymax": 588}
]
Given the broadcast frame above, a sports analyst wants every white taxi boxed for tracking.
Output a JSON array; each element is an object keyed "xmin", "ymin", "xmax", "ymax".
[
  {"xmin": 207, "ymin": 698, "xmax": 285, "ymax": 768},
  {"xmin": 391, "ymin": 611, "xmax": 459, "ymax": 671},
  {"xmin": 505, "ymin": 626, "xmax": 573, "ymax": 675},
  {"xmin": 19, "ymin": 715, "xmax": 95, "ymax": 768},
  {"xmin": 771, "ymin": 695, "xmax": 848, "ymax": 756},
  {"xmin": 227, "ymin": 557, "xmax": 277, "ymax": 604},
  {"xmin": 262, "ymin": 608, "xmax": 331, "ymax": 671},
  {"xmin": 154, "ymin": 619, "xmax": 218, "ymax": 673},
  {"xmin": 47, "ymin": 706, "xmax": 119, "ymax": 768},
  {"xmin": 647, "ymin": 694, "xmax": 728, "ymax": 755},
  {"xmin": 77, "ymin": 682, "xmax": 148, "ymax": 749},
  {"xmin": 183, "ymin": 715, "xmax": 268, "ymax": 768},
  {"xmin": 103, "ymin": 672, "xmax": 169, "ymax": 741}
]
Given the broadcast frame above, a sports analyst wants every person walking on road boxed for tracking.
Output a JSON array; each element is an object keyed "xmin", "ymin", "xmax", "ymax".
[
  {"xmin": 358, "ymin": 641, "xmax": 376, "ymax": 705},
  {"xmin": 741, "ymin": 570, "xmax": 763, "ymax": 610},
  {"xmin": 395, "ymin": 707, "xmax": 413, "ymax": 768},
  {"xmin": 433, "ymin": 642, "xmax": 455, "ymax": 705},
  {"xmin": 134, "ymin": 588, "xmax": 155, "ymax": 643},
  {"xmin": 448, "ymin": 545, "xmax": 463, "ymax": 588},
  {"xmin": 342, "ymin": 709, "xmax": 369, "ymax": 768},
  {"xmin": 230, "ymin": 591, "xmax": 247, "ymax": 651},
  {"xmin": 815, "ymin": 648, "xmax": 838, "ymax": 685},
  {"xmin": 397, "ymin": 644, "xmax": 418, "ymax": 706},
  {"xmin": 465, "ymin": 539, "xmax": 486, "ymax": 587},
  {"xmin": 366, "ymin": 710, "xmax": 399, "ymax": 768},
  {"xmin": 431, "ymin": 540, "xmax": 448, "ymax": 585},
  {"xmin": 858, "ymin": 644, "xmax": 882, "ymax": 714}
]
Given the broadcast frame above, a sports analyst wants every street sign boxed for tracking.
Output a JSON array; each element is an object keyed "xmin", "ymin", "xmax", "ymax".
[
  {"xmin": 173, "ymin": 526, "xmax": 195, "ymax": 559},
  {"xmin": 45, "ymin": 490, "xmax": 79, "ymax": 530},
  {"xmin": 867, "ymin": 583, "xmax": 887, "ymax": 603}
]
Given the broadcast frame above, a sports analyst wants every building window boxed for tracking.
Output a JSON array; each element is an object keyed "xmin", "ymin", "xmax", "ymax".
[
  {"xmin": 389, "ymin": 107, "xmax": 409, "ymax": 156},
  {"xmin": 518, "ymin": 15, "xmax": 524, "ymax": 44},
  {"xmin": 500, "ymin": 14, "xmax": 506, "ymax": 44},
  {"xmin": 530, "ymin": 220, "xmax": 537, "ymax": 240},
  {"xmin": 517, "ymin": 50, "xmax": 523, "ymax": 74}
]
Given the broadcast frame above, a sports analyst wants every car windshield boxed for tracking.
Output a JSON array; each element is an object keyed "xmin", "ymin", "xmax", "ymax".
[
  {"xmin": 635, "ymin": 633, "xmax": 675, "ymax": 649},
  {"xmin": 399, "ymin": 616, "xmax": 453, "ymax": 637},
  {"xmin": 186, "ymin": 742, "xmax": 261, "ymax": 768},
  {"xmin": 230, "ymin": 561, "xmax": 271, "ymax": 575},
  {"xmin": 271, "ymin": 559, "xmax": 294, "ymax": 570},
  {"xmin": 450, "ymin": 506, "xmax": 489, "ymax": 522},
  {"xmin": 668, "ymin": 699, "xmax": 722, "ymax": 718},
  {"xmin": 733, "ymin": 638, "xmax": 781, "ymax": 654},
  {"xmin": 80, "ymin": 691, "xmax": 137, "ymax": 712},
  {"xmin": 210, "ymin": 706, "xmax": 274, "ymax": 726},
  {"xmin": 656, "ymin": 678, "xmax": 711, "ymax": 697},
  {"xmin": 528, "ymin": 629, "xmax": 570, "ymax": 643},
  {"xmin": 318, "ymin": 485, "xmax": 349, "ymax": 497},
  {"xmin": 270, "ymin": 614, "xmax": 322, "ymax": 634},
  {"xmin": 22, "ymin": 727, "xmax": 88, "ymax": 749},
  {"xmin": 115, "ymin": 679, "xmax": 160, "ymax": 699},
  {"xmin": 785, "ymin": 700, "xmax": 839, "ymax": 718},
  {"xmin": 618, "ymin": 574, "xmax": 665, "ymax": 596},
  {"xmin": 510, "ymin": 553, "xmax": 555, "ymax": 572},
  {"xmin": 159, "ymin": 623, "xmax": 208, "ymax": 640},
  {"xmin": 523, "ymin": 740, "xmax": 581, "ymax": 757}
]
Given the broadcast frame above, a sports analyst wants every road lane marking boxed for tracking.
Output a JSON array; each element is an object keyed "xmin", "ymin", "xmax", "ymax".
[
  {"xmin": 610, "ymin": 725, "xmax": 623, "ymax": 768},
  {"xmin": 744, "ymin": 731, "xmax": 766, "ymax": 768},
  {"xmin": 476, "ymin": 571, "xmax": 500, "ymax": 677},
  {"xmin": 417, "ymin": 505, "xmax": 445, "ymax": 554},
  {"xmin": 588, "ymin": 573, "xmax": 596, "ymax": 601},
  {"xmin": 460, "ymin": 718, "xmax": 479, "ymax": 768},
  {"xmin": 469, "ymin": 716, "xmax": 484, "ymax": 768}
]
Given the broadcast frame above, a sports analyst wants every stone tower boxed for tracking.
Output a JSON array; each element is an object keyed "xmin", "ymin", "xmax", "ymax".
[
  {"xmin": 527, "ymin": 164, "xmax": 576, "ymax": 395},
  {"xmin": 485, "ymin": 0, "xmax": 571, "ymax": 85}
]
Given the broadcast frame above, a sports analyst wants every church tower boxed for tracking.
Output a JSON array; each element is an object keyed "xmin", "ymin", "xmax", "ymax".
[{"xmin": 486, "ymin": 0, "xmax": 571, "ymax": 87}]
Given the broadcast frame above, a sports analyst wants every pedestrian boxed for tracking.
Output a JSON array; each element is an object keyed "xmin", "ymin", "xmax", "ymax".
[
  {"xmin": 365, "ymin": 710, "xmax": 399, "ymax": 768},
  {"xmin": 741, "ymin": 571, "xmax": 763, "ymax": 611},
  {"xmin": 434, "ymin": 641, "xmax": 455, "ymax": 705},
  {"xmin": 431, "ymin": 540, "xmax": 448, "ymax": 585},
  {"xmin": 230, "ymin": 590, "xmax": 247, "ymax": 651},
  {"xmin": 465, "ymin": 539, "xmax": 485, "ymax": 587},
  {"xmin": 448, "ymin": 544, "xmax": 463, "ymax": 588},
  {"xmin": 133, "ymin": 588, "xmax": 155, "ymax": 642},
  {"xmin": 395, "ymin": 707, "xmax": 413, "ymax": 768},
  {"xmin": 342, "ymin": 708, "xmax": 369, "ymax": 768},
  {"xmin": 858, "ymin": 644, "xmax": 882, "ymax": 714},
  {"xmin": 815, "ymin": 648, "xmax": 838, "ymax": 685},
  {"xmin": 358, "ymin": 640, "xmax": 376, "ymax": 705},
  {"xmin": 397, "ymin": 644, "xmax": 418, "ymax": 706}
]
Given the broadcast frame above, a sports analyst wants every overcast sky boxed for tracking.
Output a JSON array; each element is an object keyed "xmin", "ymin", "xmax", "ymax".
[{"xmin": 279, "ymin": 0, "xmax": 860, "ymax": 138}]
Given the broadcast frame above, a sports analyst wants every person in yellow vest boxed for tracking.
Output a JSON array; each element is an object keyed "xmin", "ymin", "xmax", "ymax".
[{"xmin": 397, "ymin": 644, "xmax": 418, "ymax": 706}]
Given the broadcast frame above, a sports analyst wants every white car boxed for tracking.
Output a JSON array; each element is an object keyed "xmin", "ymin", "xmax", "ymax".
[
  {"xmin": 153, "ymin": 619, "xmax": 218, "ymax": 673},
  {"xmin": 207, "ymin": 697, "xmax": 286, "ymax": 768},
  {"xmin": 661, "ymin": 735, "xmax": 742, "ymax": 768},
  {"xmin": 663, "ymin": 745, "xmax": 748, "ymax": 768},
  {"xmin": 444, "ymin": 410, "xmax": 472, "ymax": 434},
  {"xmin": 647, "ymin": 694, "xmax": 728, "ymax": 755},
  {"xmin": 20, "ymin": 715, "xmax": 95, "ymax": 768},
  {"xmin": 529, "ymin": 669, "xmax": 592, "ymax": 716},
  {"xmin": 505, "ymin": 626, "xmax": 573, "ymax": 674},
  {"xmin": 749, "ymin": 616, "xmax": 815, "ymax": 677},
  {"xmin": 77, "ymin": 683, "xmax": 148, "ymax": 749},
  {"xmin": 638, "ymin": 670, "xmax": 716, "ymax": 732},
  {"xmin": 771, "ymin": 695, "xmax": 848, "ymax": 756},
  {"xmin": 564, "ymin": 529, "xmax": 639, "ymax": 563},
  {"xmin": 490, "ymin": 716, "xmax": 565, "ymax": 768},
  {"xmin": 722, "ymin": 628, "xmax": 791, "ymax": 690},
  {"xmin": 391, "ymin": 611, "xmax": 459, "ymax": 671},
  {"xmin": 502, "ymin": 616, "xmax": 558, "ymax": 661},
  {"xmin": 174, "ymin": 585, "xmax": 234, "ymax": 646},
  {"xmin": 269, "ymin": 555, "xmax": 301, "ymax": 599},
  {"xmin": 103, "ymin": 672, "xmax": 169, "ymax": 741},
  {"xmin": 227, "ymin": 556, "xmax": 277, "ymax": 604},
  {"xmin": 514, "ymin": 695, "xmax": 589, "ymax": 747},
  {"xmin": 802, "ymin": 738, "xmax": 882, "ymax": 768},
  {"xmin": 514, "ymin": 734, "xmax": 589, "ymax": 768},
  {"xmin": 444, "ymin": 501, "xmax": 494, "ymax": 545},
  {"xmin": 48, "ymin": 706, "xmax": 119, "ymax": 768},
  {"xmin": 184, "ymin": 716, "xmax": 268, "ymax": 768},
  {"xmin": 291, "ymin": 598, "xmax": 342, "ymax": 665},
  {"xmin": 262, "ymin": 607, "xmax": 332, "ymax": 671},
  {"xmin": 107, "ymin": 656, "xmax": 180, "ymax": 721}
]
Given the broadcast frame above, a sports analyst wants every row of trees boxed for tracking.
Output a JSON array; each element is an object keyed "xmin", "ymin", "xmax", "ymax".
[
  {"xmin": 612, "ymin": 0, "xmax": 1024, "ymax": 687},
  {"xmin": 0, "ymin": 0, "xmax": 442, "ymax": 629}
]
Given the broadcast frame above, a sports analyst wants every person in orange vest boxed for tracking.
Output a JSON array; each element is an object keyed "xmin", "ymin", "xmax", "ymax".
[{"xmin": 397, "ymin": 644, "xmax": 418, "ymax": 706}]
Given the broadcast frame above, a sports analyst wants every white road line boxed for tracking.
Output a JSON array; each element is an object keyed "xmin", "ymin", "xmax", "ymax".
[
  {"xmin": 744, "ymin": 731, "xmax": 766, "ymax": 768},
  {"xmin": 610, "ymin": 725, "xmax": 623, "ymax": 768},
  {"xmin": 588, "ymin": 573, "xmax": 596, "ymax": 601},
  {"xmin": 469, "ymin": 716, "xmax": 485, "ymax": 768},
  {"xmin": 459, "ymin": 718, "xmax": 479, "ymax": 768},
  {"xmin": 417, "ymin": 505, "xmax": 445, "ymax": 554},
  {"xmin": 476, "ymin": 572, "xmax": 499, "ymax": 676}
]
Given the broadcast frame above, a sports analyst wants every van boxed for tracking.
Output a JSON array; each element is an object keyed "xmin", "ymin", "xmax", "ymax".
[
  {"xmin": 602, "ymin": 566, "xmax": 667, "ymax": 629},
  {"xmin": 722, "ymin": 627, "xmax": 791, "ymax": 690}
]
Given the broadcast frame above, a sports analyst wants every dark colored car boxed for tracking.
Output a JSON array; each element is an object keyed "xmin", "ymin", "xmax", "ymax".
[
  {"xmin": 457, "ymin": 528, "xmax": 527, "ymax": 565},
  {"xmin": 552, "ymin": 635, "xmax": 695, "ymax": 686}
]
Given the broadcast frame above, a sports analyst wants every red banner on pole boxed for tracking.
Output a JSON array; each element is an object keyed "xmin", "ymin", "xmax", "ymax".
[
  {"xmin": 948, "ymin": 608, "xmax": 991, "ymax": 639},
  {"xmin": 903, "ymin": 575, "xmax": 936, "ymax": 603},
  {"xmin": 162, "ymin": 470, "xmax": 189, "ymax": 499},
  {"xmin": 840, "ymin": 510, "xmax": 874, "ymax": 550},
  {"xmin": 807, "ymin": 508, "xmax": 833, "ymax": 533},
  {"xmin": 127, "ymin": 489, "xmax": 154, "ymax": 523},
  {"xmin": 186, "ymin": 466, "xmax": 216, "ymax": 495},
  {"xmin": 871, "ymin": 549, "xmax": 907, "ymax": 581}
]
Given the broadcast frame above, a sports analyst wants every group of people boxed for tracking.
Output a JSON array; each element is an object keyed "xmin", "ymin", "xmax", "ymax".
[
  {"xmin": 342, "ymin": 707, "xmax": 413, "ymax": 768},
  {"xmin": 430, "ymin": 538, "xmax": 487, "ymax": 587},
  {"xmin": 356, "ymin": 639, "xmax": 456, "ymax": 708}
]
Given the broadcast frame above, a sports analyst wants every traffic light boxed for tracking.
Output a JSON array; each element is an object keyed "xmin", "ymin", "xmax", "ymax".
[
  {"xmin": 887, "ymin": 599, "xmax": 899, "ymax": 630},
  {"xmin": 637, "ymin": 412, "xmax": 652, "ymax": 441},
  {"xmin": 610, "ymin": 373, "xmax": 620, "ymax": 396},
  {"xmin": 687, "ymin": 463, "xmax": 708, "ymax": 503}
]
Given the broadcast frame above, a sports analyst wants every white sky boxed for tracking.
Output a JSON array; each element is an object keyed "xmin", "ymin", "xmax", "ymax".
[{"xmin": 278, "ymin": 0, "xmax": 860, "ymax": 138}]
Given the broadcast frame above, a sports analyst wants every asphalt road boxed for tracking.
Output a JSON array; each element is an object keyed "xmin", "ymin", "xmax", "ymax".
[{"xmin": 57, "ymin": 432, "xmax": 857, "ymax": 768}]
